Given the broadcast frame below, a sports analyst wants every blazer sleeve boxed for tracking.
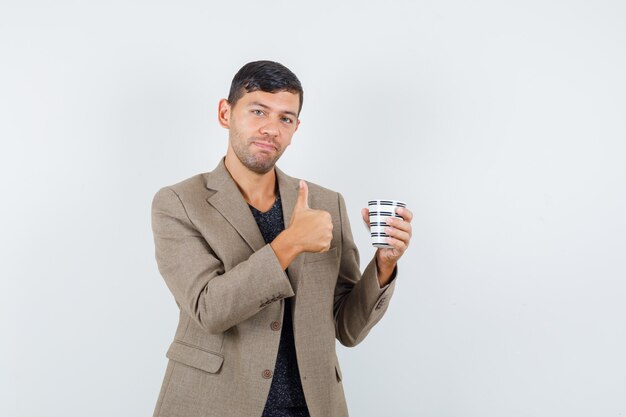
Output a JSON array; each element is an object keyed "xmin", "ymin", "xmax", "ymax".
[
  {"xmin": 333, "ymin": 192, "xmax": 398, "ymax": 347},
  {"xmin": 151, "ymin": 187, "xmax": 295, "ymax": 334}
]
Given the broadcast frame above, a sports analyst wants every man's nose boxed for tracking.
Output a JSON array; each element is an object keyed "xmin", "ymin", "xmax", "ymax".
[{"xmin": 259, "ymin": 118, "xmax": 280, "ymax": 136}]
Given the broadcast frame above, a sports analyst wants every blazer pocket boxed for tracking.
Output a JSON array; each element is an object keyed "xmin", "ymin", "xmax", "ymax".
[
  {"xmin": 304, "ymin": 246, "xmax": 338, "ymax": 264},
  {"xmin": 166, "ymin": 340, "xmax": 224, "ymax": 374}
]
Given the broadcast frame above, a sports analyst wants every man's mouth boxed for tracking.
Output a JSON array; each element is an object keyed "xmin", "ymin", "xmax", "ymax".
[{"xmin": 253, "ymin": 141, "xmax": 276, "ymax": 151}]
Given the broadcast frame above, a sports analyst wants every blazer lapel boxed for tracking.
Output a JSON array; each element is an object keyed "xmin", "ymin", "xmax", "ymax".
[
  {"xmin": 275, "ymin": 164, "xmax": 299, "ymax": 233},
  {"xmin": 204, "ymin": 158, "xmax": 266, "ymax": 252},
  {"xmin": 275, "ymin": 165, "xmax": 305, "ymax": 293}
]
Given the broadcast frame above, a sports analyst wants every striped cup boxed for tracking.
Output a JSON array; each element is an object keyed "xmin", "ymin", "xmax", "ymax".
[{"xmin": 368, "ymin": 199, "xmax": 407, "ymax": 248}]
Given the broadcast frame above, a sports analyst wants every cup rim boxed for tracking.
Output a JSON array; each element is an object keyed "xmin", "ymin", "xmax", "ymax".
[{"xmin": 368, "ymin": 199, "xmax": 406, "ymax": 206}]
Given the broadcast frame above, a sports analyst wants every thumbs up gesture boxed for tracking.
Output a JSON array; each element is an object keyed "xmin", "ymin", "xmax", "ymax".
[
  {"xmin": 270, "ymin": 180, "xmax": 334, "ymax": 269},
  {"xmin": 287, "ymin": 180, "xmax": 333, "ymax": 253}
]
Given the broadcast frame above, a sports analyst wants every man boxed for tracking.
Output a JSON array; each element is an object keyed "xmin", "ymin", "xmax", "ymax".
[{"xmin": 151, "ymin": 60, "xmax": 413, "ymax": 417}]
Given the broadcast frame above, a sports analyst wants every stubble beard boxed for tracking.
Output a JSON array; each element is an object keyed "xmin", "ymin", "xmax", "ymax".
[{"xmin": 230, "ymin": 132, "xmax": 284, "ymax": 175}]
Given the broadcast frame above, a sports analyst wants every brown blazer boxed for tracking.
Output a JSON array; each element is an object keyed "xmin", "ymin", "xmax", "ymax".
[{"xmin": 151, "ymin": 157, "xmax": 397, "ymax": 417}]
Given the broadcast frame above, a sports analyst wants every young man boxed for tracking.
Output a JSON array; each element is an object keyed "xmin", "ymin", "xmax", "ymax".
[{"xmin": 151, "ymin": 60, "xmax": 413, "ymax": 417}]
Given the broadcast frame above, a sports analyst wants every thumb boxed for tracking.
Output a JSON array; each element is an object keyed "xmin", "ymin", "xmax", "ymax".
[{"xmin": 295, "ymin": 179, "xmax": 309, "ymax": 210}]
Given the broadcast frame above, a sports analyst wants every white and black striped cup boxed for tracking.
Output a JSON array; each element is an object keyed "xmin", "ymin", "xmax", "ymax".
[{"xmin": 368, "ymin": 199, "xmax": 407, "ymax": 248}]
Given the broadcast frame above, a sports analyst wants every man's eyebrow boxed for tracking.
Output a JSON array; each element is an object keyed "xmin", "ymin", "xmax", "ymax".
[{"xmin": 248, "ymin": 101, "xmax": 298, "ymax": 118}]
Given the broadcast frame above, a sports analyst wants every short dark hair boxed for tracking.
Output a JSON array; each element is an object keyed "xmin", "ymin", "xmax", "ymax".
[{"xmin": 227, "ymin": 60, "xmax": 304, "ymax": 116}]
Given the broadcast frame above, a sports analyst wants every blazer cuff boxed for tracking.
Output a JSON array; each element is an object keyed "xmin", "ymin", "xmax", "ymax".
[
  {"xmin": 259, "ymin": 243, "xmax": 295, "ymax": 301},
  {"xmin": 362, "ymin": 255, "xmax": 397, "ymax": 302},
  {"xmin": 378, "ymin": 267, "xmax": 397, "ymax": 290}
]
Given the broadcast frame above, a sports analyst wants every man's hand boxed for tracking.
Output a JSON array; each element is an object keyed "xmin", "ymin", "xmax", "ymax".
[
  {"xmin": 361, "ymin": 205, "xmax": 413, "ymax": 287},
  {"xmin": 270, "ymin": 180, "xmax": 333, "ymax": 269},
  {"xmin": 287, "ymin": 180, "xmax": 333, "ymax": 253}
]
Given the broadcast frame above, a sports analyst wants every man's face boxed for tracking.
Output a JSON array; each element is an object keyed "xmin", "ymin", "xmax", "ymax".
[{"xmin": 221, "ymin": 90, "xmax": 301, "ymax": 175}]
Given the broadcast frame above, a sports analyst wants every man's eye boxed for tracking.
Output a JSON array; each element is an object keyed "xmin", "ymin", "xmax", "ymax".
[
  {"xmin": 252, "ymin": 110, "xmax": 264, "ymax": 116},
  {"xmin": 281, "ymin": 117, "xmax": 293, "ymax": 124}
]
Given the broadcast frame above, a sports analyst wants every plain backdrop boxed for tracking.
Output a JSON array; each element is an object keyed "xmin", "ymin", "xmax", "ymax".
[{"xmin": 1, "ymin": 1, "xmax": 625, "ymax": 416}]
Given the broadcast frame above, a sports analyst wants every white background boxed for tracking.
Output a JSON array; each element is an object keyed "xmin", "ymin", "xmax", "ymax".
[{"xmin": 1, "ymin": 1, "xmax": 625, "ymax": 416}]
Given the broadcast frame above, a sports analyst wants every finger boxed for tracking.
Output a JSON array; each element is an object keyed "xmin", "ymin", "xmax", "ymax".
[
  {"xmin": 385, "ymin": 226, "xmax": 411, "ymax": 244},
  {"xmin": 386, "ymin": 217, "xmax": 412, "ymax": 237},
  {"xmin": 295, "ymin": 179, "xmax": 309, "ymax": 210},
  {"xmin": 396, "ymin": 207, "xmax": 413, "ymax": 223},
  {"xmin": 385, "ymin": 236, "xmax": 408, "ymax": 253},
  {"xmin": 361, "ymin": 208, "xmax": 370, "ymax": 228}
]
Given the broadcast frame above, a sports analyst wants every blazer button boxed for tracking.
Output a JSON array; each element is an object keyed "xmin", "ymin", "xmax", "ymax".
[
  {"xmin": 262, "ymin": 369, "xmax": 273, "ymax": 379},
  {"xmin": 270, "ymin": 321, "xmax": 281, "ymax": 331}
]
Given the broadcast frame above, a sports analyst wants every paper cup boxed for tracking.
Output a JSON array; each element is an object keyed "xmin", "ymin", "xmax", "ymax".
[{"xmin": 368, "ymin": 199, "xmax": 406, "ymax": 248}]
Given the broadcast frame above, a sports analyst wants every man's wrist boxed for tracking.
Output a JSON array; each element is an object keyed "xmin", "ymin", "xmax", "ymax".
[
  {"xmin": 270, "ymin": 229, "xmax": 301, "ymax": 270},
  {"xmin": 376, "ymin": 257, "xmax": 397, "ymax": 288}
]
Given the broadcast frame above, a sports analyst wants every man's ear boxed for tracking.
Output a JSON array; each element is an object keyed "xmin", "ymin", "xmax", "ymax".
[
  {"xmin": 218, "ymin": 98, "xmax": 231, "ymax": 129},
  {"xmin": 294, "ymin": 118, "xmax": 301, "ymax": 132}
]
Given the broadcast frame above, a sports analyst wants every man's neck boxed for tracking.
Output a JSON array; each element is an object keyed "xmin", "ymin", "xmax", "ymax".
[{"xmin": 224, "ymin": 152, "xmax": 277, "ymax": 209}]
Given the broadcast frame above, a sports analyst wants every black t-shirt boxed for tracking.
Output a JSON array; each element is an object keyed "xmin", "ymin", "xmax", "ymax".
[{"xmin": 248, "ymin": 192, "xmax": 310, "ymax": 416}]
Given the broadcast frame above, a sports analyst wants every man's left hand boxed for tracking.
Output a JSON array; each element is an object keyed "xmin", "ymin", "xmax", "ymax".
[{"xmin": 361, "ymin": 206, "xmax": 413, "ymax": 287}]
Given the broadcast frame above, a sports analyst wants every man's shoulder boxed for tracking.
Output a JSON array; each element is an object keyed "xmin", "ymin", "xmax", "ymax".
[
  {"xmin": 164, "ymin": 172, "xmax": 209, "ymax": 194},
  {"xmin": 153, "ymin": 172, "xmax": 211, "ymax": 205}
]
